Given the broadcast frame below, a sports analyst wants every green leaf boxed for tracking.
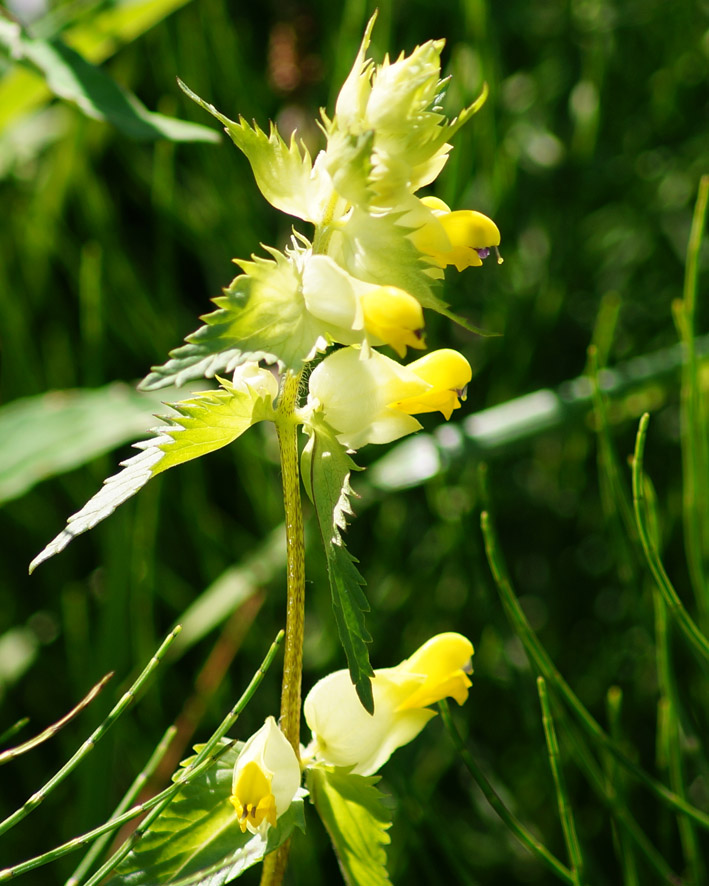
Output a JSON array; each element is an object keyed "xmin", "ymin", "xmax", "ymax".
[
  {"xmin": 140, "ymin": 250, "xmax": 326, "ymax": 390},
  {"xmin": 302, "ymin": 417, "xmax": 374, "ymax": 712},
  {"xmin": 107, "ymin": 743, "xmax": 305, "ymax": 886},
  {"xmin": 178, "ymin": 79, "xmax": 334, "ymax": 223},
  {"xmin": 0, "ymin": 383, "xmax": 164, "ymax": 506},
  {"xmin": 0, "ymin": 22, "xmax": 219, "ymax": 143},
  {"xmin": 30, "ymin": 380, "xmax": 274, "ymax": 571},
  {"xmin": 307, "ymin": 767, "xmax": 392, "ymax": 886}
]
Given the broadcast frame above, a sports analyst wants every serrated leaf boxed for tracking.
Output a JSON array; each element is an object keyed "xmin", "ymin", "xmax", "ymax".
[
  {"xmin": 140, "ymin": 250, "xmax": 328, "ymax": 391},
  {"xmin": 0, "ymin": 24, "xmax": 219, "ymax": 143},
  {"xmin": 30, "ymin": 380, "xmax": 274, "ymax": 571},
  {"xmin": 177, "ymin": 79, "xmax": 334, "ymax": 223},
  {"xmin": 307, "ymin": 767, "xmax": 392, "ymax": 886},
  {"xmin": 302, "ymin": 417, "xmax": 374, "ymax": 712},
  {"xmin": 107, "ymin": 743, "xmax": 305, "ymax": 886}
]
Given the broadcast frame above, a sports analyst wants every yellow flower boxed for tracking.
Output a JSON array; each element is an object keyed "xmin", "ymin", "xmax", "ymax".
[
  {"xmin": 229, "ymin": 717, "xmax": 301, "ymax": 836},
  {"xmin": 304, "ymin": 346, "xmax": 472, "ymax": 449},
  {"xmin": 394, "ymin": 348, "xmax": 472, "ymax": 420},
  {"xmin": 303, "ymin": 632, "xmax": 474, "ymax": 776},
  {"xmin": 412, "ymin": 196, "xmax": 501, "ymax": 271},
  {"xmin": 360, "ymin": 286, "xmax": 426, "ymax": 357}
]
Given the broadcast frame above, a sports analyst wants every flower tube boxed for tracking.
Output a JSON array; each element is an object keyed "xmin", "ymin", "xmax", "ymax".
[
  {"xmin": 229, "ymin": 717, "xmax": 302, "ymax": 836},
  {"xmin": 303, "ymin": 632, "xmax": 474, "ymax": 776}
]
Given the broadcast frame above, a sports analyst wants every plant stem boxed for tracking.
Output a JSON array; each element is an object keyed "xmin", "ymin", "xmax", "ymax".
[{"xmin": 261, "ymin": 370, "xmax": 306, "ymax": 886}]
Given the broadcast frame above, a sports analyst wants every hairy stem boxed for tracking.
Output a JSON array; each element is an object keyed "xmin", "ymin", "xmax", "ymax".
[{"xmin": 261, "ymin": 370, "xmax": 306, "ymax": 886}]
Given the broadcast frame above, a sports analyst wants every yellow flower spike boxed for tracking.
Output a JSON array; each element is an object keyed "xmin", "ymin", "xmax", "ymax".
[
  {"xmin": 395, "ymin": 632, "xmax": 474, "ymax": 710},
  {"xmin": 360, "ymin": 285, "xmax": 426, "ymax": 357},
  {"xmin": 303, "ymin": 631, "xmax": 475, "ymax": 776},
  {"xmin": 393, "ymin": 349, "xmax": 473, "ymax": 420},
  {"xmin": 230, "ymin": 761, "xmax": 278, "ymax": 834},
  {"xmin": 413, "ymin": 195, "xmax": 501, "ymax": 271}
]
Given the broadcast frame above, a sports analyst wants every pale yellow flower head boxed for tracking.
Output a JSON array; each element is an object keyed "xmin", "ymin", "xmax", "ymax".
[
  {"xmin": 229, "ymin": 717, "xmax": 301, "ymax": 836},
  {"xmin": 303, "ymin": 632, "xmax": 474, "ymax": 776}
]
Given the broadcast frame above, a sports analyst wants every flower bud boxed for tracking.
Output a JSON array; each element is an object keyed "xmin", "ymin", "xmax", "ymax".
[
  {"xmin": 303, "ymin": 632, "xmax": 474, "ymax": 776},
  {"xmin": 229, "ymin": 717, "xmax": 301, "ymax": 836},
  {"xmin": 360, "ymin": 286, "xmax": 426, "ymax": 357}
]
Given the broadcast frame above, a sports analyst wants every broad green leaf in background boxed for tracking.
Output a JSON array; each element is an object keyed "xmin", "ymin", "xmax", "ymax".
[
  {"xmin": 0, "ymin": 383, "xmax": 164, "ymax": 506},
  {"xmin": 0, "ymin": 18, "xmax": 218, "ymax": 142},
  {"xmin": 301, "ymin": 416, "xmax": 374, "ymax": 712},
  {"xmin": 0, "ymin": 0, "xmax": 198, "ymax": 132},
  {"xmin": 140, "ymin": 251, "xmax": 327, "ymax": 391},
  {"xmin": 306, "ymin": 767, "xmax": 392, "ymax": 886},
  {"xmin": 107, "ymin": 742, "xmax": 306, "ymax": 886},
  {"xmin": 30, "ymin": 379, "xmax": 275, "ymax": 571}
]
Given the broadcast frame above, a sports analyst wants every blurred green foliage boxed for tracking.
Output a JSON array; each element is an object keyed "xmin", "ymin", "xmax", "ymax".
[{"xmin": 0, "ymin": 0, "xmax": 708, "ymax": 883}]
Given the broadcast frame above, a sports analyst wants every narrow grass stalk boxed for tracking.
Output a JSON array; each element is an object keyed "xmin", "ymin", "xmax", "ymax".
[
  {"xmin": 261, "ymin": 370, "xmax": 306, "ymax": 886},
  {"xmin": 632, "ymin": 413, "xmax": 709, "ymax": 664},
  {"xmin": 64, "ymin": 725, "xmax": 177, "ymax": 886},
  {"xmin": 603, "ymin": 687, "xmax": 638, "ymax": 886},
  {"xmin": 0, "ymin": 626, "xmax": 181, "ymax": 837},
  {"xmin": 0, "ymin": 631, "xmax": 282, "ymax": 883},
  {"xmin": 557, "ymin": 706, "xmax": 683, "ymax": 885},
  {"xmin": 653, "ymin": 591, "xmax": 704, "ymax": 885},
  {"xmin": 676, "ymin": 175, "xmax": 709, "ymax": 615},
  {"xmin": 438, "ymin": 700, "xmax": 576, "ymax": 885},
  {"xmin": 587, "ymin": 344, "xmax": 638, "ymax": 550},
  {"xmin": 479, "ymin": 507, "xmax": 709, "ymax": 829},
  {"xmin": 81, "ymin": 630, "xmax": 284, "ymax": 886},
  {"xmin": 0, "ymin": 672, "xmax": 113, "ymax": 765},
  {"xmin": 537, "ymin": 678, "xmax": 584, "ymax": 886}
]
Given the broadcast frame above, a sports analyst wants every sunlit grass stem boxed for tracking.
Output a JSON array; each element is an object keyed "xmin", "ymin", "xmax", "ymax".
[
  {"xmin": 632, "ymin": 413, "xmax": 709, "ymax": 664},
  {"xmin": 537, "ymin": 678, "xmax": 584, "ymax": 886},
  {"xmin": 64, "ymin": 725, "xmax": 177, "ymax": 886},
  {"xmin": 0, "ymin": 631, "xmax": 282, "ymax": 883},
  {"xmin": 676, "ymin": 175, "xmax": 709, "ymax": 617},
  {"xmin": 479, "ymin": 505, "xmax": 709, "ymax": 830},
  {"xmin": 0, "ymin": 626, "xmax": 181, "ymax": 838},
  {"xmin": 439, "ymin": 700, "xmax": 576, "ymax": 884}
]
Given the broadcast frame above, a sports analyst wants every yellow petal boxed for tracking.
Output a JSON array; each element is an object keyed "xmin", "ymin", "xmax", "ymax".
[
  {"xmin": 392, "ymin": 349, "xmax": 472, "ymax": 420},
  {"xmin": 413, "ymin": 198, "xmax": 500, "ymax": 271},
  {"xmin": 361, "ymin": 285, "xmax": 426, "ymax": 357},
  {"xmin": 396, "ymin": 632, "xmax": 474, "ymax": 709},
  {"xmin": 230, "ymin": 760, "xmax": 277, "ymax": 833}
]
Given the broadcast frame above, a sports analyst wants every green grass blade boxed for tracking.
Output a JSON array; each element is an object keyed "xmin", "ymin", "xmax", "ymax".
[
  {"xmin": 64, "ymin": 725, "xmax": 178, "ymax": 886},
  {"xmin": 632, "ymin": 413, "xmax": 709, "ymax": 664},
  {"xmin": 479, "ymin": 507, "xmax": 709, "ymax": 830},
  {"xmin": 0, "ymin": 626, "xmax": 180, "ymax": 836},
  {"xmin": 81, "ymin": 630, "xmax": 283, "ymax": 886},
  {"xmin": 603, "ymin": 688, "xmax": 638, "ymax": 886},
  {"xmin": 676, "ymin": 175, "xmax": 709, "ymax": 616},
  {"xmin": 438, "ymin": 700, "xmax": 576, "ymax": 885},
  {"xmin": 0, "ymin": 672, "xmax": 113, "ymax": 765},
  {"xmin": 0, "ymin": 631, "xmax": 282, "ymax": 882},
  {"xmin": 653, "ymin": 591, "xmax": 704, "ymax": 885},
  {"xmin": 537, "ymin": 678, "xmax": 584, "ymax": 885}
]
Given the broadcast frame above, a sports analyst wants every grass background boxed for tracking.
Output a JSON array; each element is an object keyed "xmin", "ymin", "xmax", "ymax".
[{"xmin": 1, "ymin": 0, "xmax": 708, "ymax": 883}]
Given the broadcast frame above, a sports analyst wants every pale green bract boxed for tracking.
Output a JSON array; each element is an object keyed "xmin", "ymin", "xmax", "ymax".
[{"xmin": 30, "ymin": 369, "xmax": 277, "ymax": 572}]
